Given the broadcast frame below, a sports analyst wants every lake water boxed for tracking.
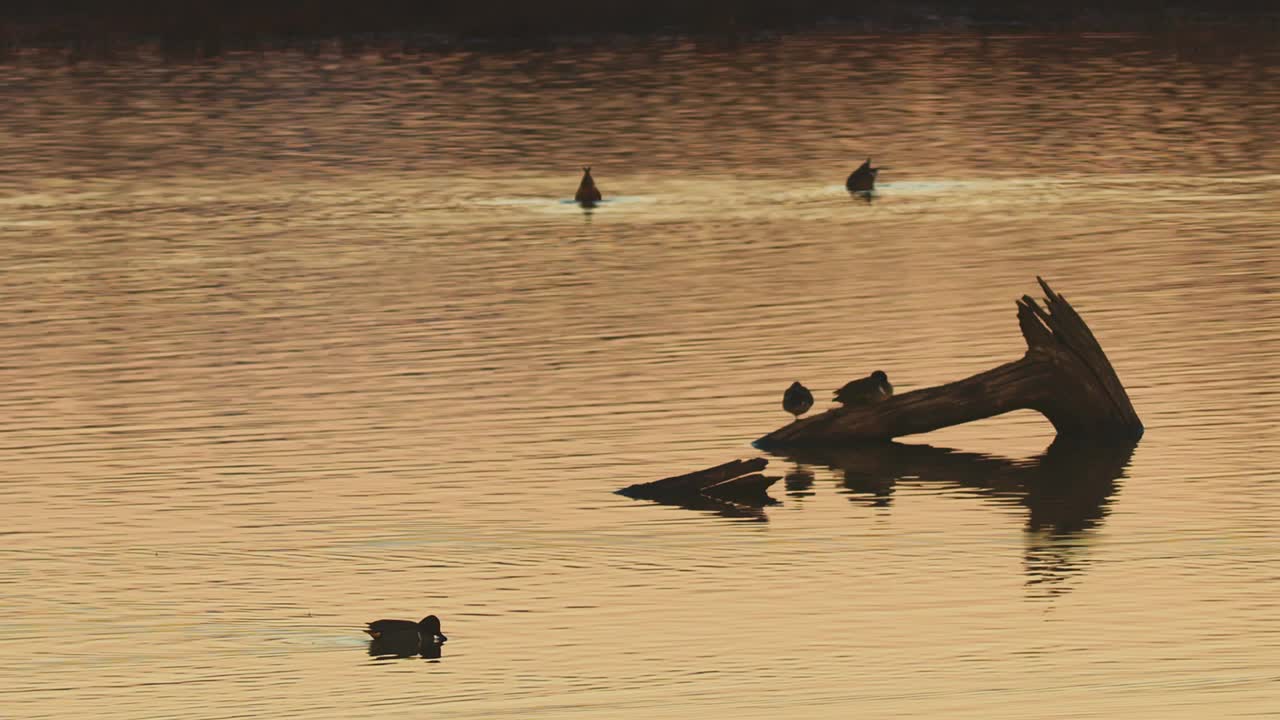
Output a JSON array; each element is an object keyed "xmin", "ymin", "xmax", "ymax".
[{"xmin": 1, "ymin": 31, "xmax": 1278, "ymax": 719}]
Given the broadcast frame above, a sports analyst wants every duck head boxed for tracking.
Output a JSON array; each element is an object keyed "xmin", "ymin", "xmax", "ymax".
[{"xmin": 418, "ymin": 615, "xmax": 447, "ymax": 643}]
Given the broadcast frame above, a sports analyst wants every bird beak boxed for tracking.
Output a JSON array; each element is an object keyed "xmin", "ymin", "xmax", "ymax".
[{"xmin": 437, "ymin": 633, "xmax": 448, "ymax": 644}]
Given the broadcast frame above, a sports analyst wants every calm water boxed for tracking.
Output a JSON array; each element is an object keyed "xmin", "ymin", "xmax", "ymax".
[{"xmin": 1, "ymin": 32, "xmax": 1278, "ymax": 719}]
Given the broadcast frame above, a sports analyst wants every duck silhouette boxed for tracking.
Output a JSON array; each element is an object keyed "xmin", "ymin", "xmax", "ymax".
[
  {"xmin": 364, "ymin": 615, "xmax": 447, "ymax": 658},
  {"xmin": 846, "ymin": 158, "xmax": 880, "ymax": 192},
  {"xmin": 833, "ymin": 370, "xmax": 893, "ymax": 406},
  {"xmin": 575, "ymin": 166, "xmax": 602, "ymax": 205},
  {"xmin": 782, "ymin": 381, "xmax": 814, "ymax": 420}
]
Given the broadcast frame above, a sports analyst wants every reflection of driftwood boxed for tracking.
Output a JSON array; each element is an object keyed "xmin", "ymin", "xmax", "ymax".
[
  {"xmin": 756, "ymin": 278, "xmax": 1143, "ymax": 449},
  {"xmin": 775, "ymin": 438, "xmax": 1136, "ymax": 595},
  {"xmin": 780, "ymin": 439, "xmax": 1132, "ymax": 531},
  {"xmin": 618, "ymin": 458, "xmax": 780, "ymax": 518}
]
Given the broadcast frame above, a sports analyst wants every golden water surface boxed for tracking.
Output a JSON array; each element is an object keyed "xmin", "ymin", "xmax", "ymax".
[{"xmin": 1, "ymin": 32, "xmax": 1278, "ymax": 719}]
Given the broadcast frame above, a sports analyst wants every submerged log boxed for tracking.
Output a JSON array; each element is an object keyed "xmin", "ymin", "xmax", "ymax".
[
  {"xmin": 618, "ymin": 458, "xmax": 779, "ymax": 511},
  {"xmin": 755, "ymin": 278, "xmax": 1143, "ymax": 449},
  {"xmin": 701, "ymin": 473, "xmax": 777, "ymax": 506}
]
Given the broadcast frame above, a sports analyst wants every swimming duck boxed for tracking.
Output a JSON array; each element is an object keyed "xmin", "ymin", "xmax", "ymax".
[
  {"xmin": 364, "ymin": 615, "xmax": 447, "ymax": 649},
  {"xmin": 782, "ymin": 381, "xmax": 814, "ymax": 420},
  {"xmin": 575, "ymin": 166, "xmax": 602, "ymax": 204},
  {"xmin": 846, "ymin": 158, "xmax": 880, "ymax": 192},
  {"xmin": 833, "ymin": 370, "xmax": 893, "ymax": 406}
]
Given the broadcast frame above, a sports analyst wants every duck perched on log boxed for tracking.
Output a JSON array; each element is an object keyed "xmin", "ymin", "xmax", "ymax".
[
  {"xmin": 783, "ymin": 381, "xmax": 814, "ymax": 420},
  {"xmin": 846, "ymin": 158, "xmax": 880, "ymax": 192},
  {"xmin": 834, "ymin": 371, "xmax": 893, "ymax": 406},
  {"xmin": 755, "ymin": 278, "xmax": 1144, "ymax": 448},
  {"xmin": 575, "ymin": 166, "xmax": 602, "ymax": 205}
]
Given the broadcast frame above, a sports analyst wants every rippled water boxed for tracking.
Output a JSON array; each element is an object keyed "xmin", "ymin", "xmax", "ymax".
[{"xmin": 1, "ymin": 32, "xmax": 1278, "ymax": 719}]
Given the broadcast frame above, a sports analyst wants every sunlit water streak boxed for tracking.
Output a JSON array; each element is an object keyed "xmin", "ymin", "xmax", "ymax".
[{"xmin": 0, "ymin": 32, "xmax": 1278, "ymax": 719}]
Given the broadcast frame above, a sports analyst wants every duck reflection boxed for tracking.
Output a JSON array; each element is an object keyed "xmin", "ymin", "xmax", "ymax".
[
  {"xmin": 368, "ymin": 634, "xmax": 444, "ymax": 660},
  {"xmin": 841, "ymin": 469, "xmax": 896, "ymax": 507},
  {"xmin": 774, "ymin": 437, "xmax": 1136, "ymax": 594},
  {"xmin": 784, "ymin": 465, "xmax": 815, "ymax": 498}
]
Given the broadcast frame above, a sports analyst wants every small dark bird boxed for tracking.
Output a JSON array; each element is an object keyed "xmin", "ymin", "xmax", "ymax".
[
  {"xmin": 833, "ymin": 370, "xmax": 893, "ymax": 406},
  {"xmin": 782, "ymin": 381, "xmax": 814, "ymax": 420},
  {"xmin": 846, "ymin": 158, "xmax": 880, "ymax": 192},
  {"xmin": 364, "ymin": 615, "xmax": 447, "ymax": 655},
  {"xmin": 575, "ymin": 166, "xmax": 602, "ymax": 204}
]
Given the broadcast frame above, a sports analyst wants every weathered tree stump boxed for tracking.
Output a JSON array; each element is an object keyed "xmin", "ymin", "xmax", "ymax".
[
  {"xmin": 618, "ymin": 458, "xmax": 780, "ymax": 514},
  {"xmin": 755, "ymin": 278, "xmax": 1143, "ymax": 449}
]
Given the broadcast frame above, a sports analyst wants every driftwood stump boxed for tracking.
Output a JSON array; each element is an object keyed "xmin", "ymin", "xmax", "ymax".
[{"xmin": 756, "ymin": 278, "xmax": 1143, "ymax": 449}]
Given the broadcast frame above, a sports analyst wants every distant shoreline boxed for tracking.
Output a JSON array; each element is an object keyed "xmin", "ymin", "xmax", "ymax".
[{"xmin": 3, "ymin": 3, "xmax": 1279, "ymax": 60}]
